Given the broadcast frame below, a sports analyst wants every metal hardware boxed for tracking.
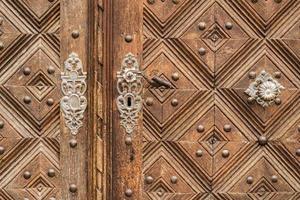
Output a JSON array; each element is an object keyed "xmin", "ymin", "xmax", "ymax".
[
  {"xmin": 116, "ymin": 53, "xmax": 143, "ymax": 134},
  {"xmin": 198, "ymin": 22, "xmax": 206, "ymax": 30},
  {"xmin": 271, "ymin": 175, "xmax": 278, "ymax": 183},
  {"xmin": 223, "ymin": 124, "xmax": 231, "ymax": 132},
  {"xmin": 247, "ymin": 176, "xmax": 254, "ymax": 184},
  {"xmin": 23, "ymin": 67, "xmax": 31, "ymax": 76},
  {"xmin": 0, "ymin": 146, "xmax": 5, "ymax": 155},
  {"xmin": 170, "ymin": 176, "xmax": 178, "ymax": 184},
  {"xmin": 198, "ymin": 47, "xmax": 206, "ymax": 55},
  {"xmin": 222, "ymin": 150, "xmax": 230, "ymax": 158},
  {"xmin": 69, "ymin": 139, "xmax": 78, "ymax": 148},
  {"xmin": 225, "ymin": 22, "xmax": 233, "ymax": 30},
  {"xmin": 48, "ymin": 169, "xmax": 56, "ymax": 177},
  {"xmin": 145, "ymin": 176, "xmax": 154, "ymax": 184},
  {"xmin": 245, "ymin": 70, "xmax": 284, "ymax": 107},
  {"xmin": 47, "ymin": 98, "xmax": 54, "ymax": 106},
  {"xmin": 23, "ymin": 171, "xmax": 31, "ymax": 179},
  {"xmin": 61, "ymin": 53, "xmax": 87, "ymax": 135},
  {"xmin": 71, "ymin": 30, "xmax": 80, "ymax": 39},
  {"xmin": 23, "ymin": 96, "xmax": 31, "ymax": 104},
  {"xmin": 196, "ymin": 149, "xmax": 203, "ymax": 157},
  {"xmin": 147, "ymin": 75, "xmax": 173, "ymax": 88},
  {"xmin": 258, "ymin": 136, "xmax": 268, "ymax": 146},
  {"xmin": 125, "ymin": 189, "xmax": 133, "ymax": 197},
  {"xmin": 69, "ymin": 184, "xmax": 78, "ymax": 193},
  {"xmin": 171, "ymin": 99, "xmax": 179, "ymax": 107},
  {"xmin": 197, "ymin": 125, "xmax": 205, "ymax": 133},
  {"xmin": 125, "ymin": 35, "xmax": 133, "ymax": 43},
  {"xmin": 47, "ymin": 66, "xmax": 55, "ymax": 74},
  {"xmin": 0, "ymin": 121, "xmax": 4, "ymax": 129}
]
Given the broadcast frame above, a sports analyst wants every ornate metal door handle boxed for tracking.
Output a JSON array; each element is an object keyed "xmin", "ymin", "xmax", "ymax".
[
  {"xmin": 116, "ymin": 53, "xmax": 143, "ymax": 134},
  {"xmin": 147, "ymin": 75, "xmax": 173, "ymax": 89},
  {"xmin": 245, "ymin": 70, "xmax": 284, "ymax": 107},
  {"xmin": 61, "ymin": 53, "xmax": 87, "ymax": 135}
]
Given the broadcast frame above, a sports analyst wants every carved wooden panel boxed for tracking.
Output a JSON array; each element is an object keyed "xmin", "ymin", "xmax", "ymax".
[
  {"xmin": 0, "ymin": 1, "xmax": 89, "ymax": 200},
  {"xmin": 142, "ymin": 0, "xmax": 300, "ymax": 199}
]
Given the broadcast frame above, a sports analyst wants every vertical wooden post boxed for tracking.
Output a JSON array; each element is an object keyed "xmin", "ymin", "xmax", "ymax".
[
  {"xmin": 112, "ymin": 0, "xmax": 143, "ymax": 199},
  {"xmin": 61, "ymin": 0, "xmax": 89, "ymax": 199}
]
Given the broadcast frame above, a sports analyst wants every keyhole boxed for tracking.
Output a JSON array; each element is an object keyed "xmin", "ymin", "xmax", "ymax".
[{"xmin": 127, "ymin": 97, "xmax": 132, "ymax": 107}]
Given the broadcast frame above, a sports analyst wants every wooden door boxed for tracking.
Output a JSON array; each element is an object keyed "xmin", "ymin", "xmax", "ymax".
[
  {"xmin": 112, "ymin": 0, "xmax": 300, "ymax": 199},
  {"xmin": 0, "ymin": 1, "xmax": 91, "ymax": 199}
]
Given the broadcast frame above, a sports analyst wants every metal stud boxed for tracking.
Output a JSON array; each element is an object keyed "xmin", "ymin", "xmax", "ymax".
[
  {"xmin": 125, "ymin": 35, "xmax": 133, "ymax": 43},
  {"xmin": 251, "ymin": 0, "xmax": 258, "ymax": 3},
  {"xmin": 23, "ymin": 171, "xmax": 31, "ymax": 179},
  {"xmin": 274, "ymin": 71, "xmax": 281, "ymax": 79},
  {"xmin": 197, "ymin": 125, "xmax": 205, "ymax": 133},
  {"xmin": 223, "ymin": 124, "xmax": 231, "ymax": 132},
  {"xmin": 296, "ymin": 149, "xmax": 300, "ymax": 156},
  {"xmin": 0, "ymin": 17, "xmax": 3, "ymax": 25},
  {"xmin": 198, "ymin": 48, "xmax": 206, "ymax": 56},
  {"xmin": 225, "ymin": 22, "xmax": 233, "ymax": 30},
  {"xmin": 71, "ymin": 30, "xmax": 80, "ymax": 39},
  {"xmin": 196, "ymin": 149, "xmax": 203, "ymax": 157},
  {"xmin": 246, "ymin": 176, "xmax": 254, "ymax": 184},
  {"xmin": 222, "ymin": 150, "xmax": 230, "ymax": 158},
  {"xmin": 0, "ymin": 120, "xmax": 4, "ymax": 129},
  {"xmin": 145, "ymin": 176, "xmax": 154, "ymax": 184},
  {"xmin": 171, "ymin": 72, "xmax": 179, "ymax": 81},
  {"xmin": 47, "ymin": 66, "xmax": 55, "ymax": 74},
  {"xmin": 146, "ymin": 97, "xmax": 154, "ymax": 106},
  {"xmin": 271, "ymin": 175, "xmax": 278, "ymax": 183},
  {"xmin": 125, "ymin": 189, "xmax": 133, "ymax": 197},
  {"xmin": 198, "ymin": 22, "xmax": 206, "ymax": 31},
  {"xmin": 69, "ymin": 139, "xmax": 78, "ymax": 148},
  {"xmin": 23, "ymin": 96, "xmax": 32, "ymax": 104},
  {"xmin": 0, "ymin": 42, "xmax": 4, "ymax": 50},
  {"xmin": 147, "ymin": 0, "xmax": 155, "ymax": 4},
  {"xmin": 274, "ymin": 0, "xmax": 282, "ymax": 3},
  {"xmin": 125, "ymin": 136, "xmax": 132, "ymax": 145},
  {"xmin": 48, "ymin": 0, "xmax": 55, "ymax": 2},
  {"xmin": 48, "ymin": 169, "xmax": 56, "ymax": 177},
  {"xmin": 170, "ymin": 176, "xmax": 178, "ymax": 184},
  {"xmin": 275, "ymin": 98, "xmax": 281, "ymax": 105},
  {"xmin": 23, "ymin": 67, "xmax": 31, "ymax": 76},
  {"xmin": 247, "ymin": 97, "xmax": 255, "ymax": 104},
  {"xmin": 47, "ymin": 98, "xmax": 54, "ymax": 106},
  {"xmin": 69, "ymin": 184, "xmax": 77, "ymax": 193},
  {"xmin": 0, "ymin": 146, "xmax": 5, "ymax": 155},
  {"xmin": 171, "ymin": 99, "xmax": 178, "ymax": 107},
  {"xmin": 248, "ymin": 71, "xmax": 256, "ymax": 79},
  {"xmin": 258, "ymin": 136, "xmax": 268, "ymax": 146}
]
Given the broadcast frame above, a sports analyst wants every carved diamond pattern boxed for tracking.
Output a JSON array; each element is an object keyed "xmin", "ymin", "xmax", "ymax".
[
  {"xmin": 149, "ymin": 74, "xmax": 176, "ymax": 103},
  {"xmin": 202, "ymin": 23, "xmax": 230, "ymax": 52},
  {"xmin": 26, "ymin": 71, "xmax": 55, "ymax": 101},
  {"xmin": 26, "ymin": 174, "xmax": 54, "ymax": 199},
  {"xmin": 19, "ymin": 0, "xmax": 57, "ymax": 19},
  {"xmin": 143, "ymin": 0, "xmax": 300, "ymax": 199}
]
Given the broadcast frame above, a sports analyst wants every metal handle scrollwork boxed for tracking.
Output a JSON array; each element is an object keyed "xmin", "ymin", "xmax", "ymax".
[
  {"xmin": 245, "ymin": 70, "xmax": 284, "ymax": 107},
  {"xmin": 61, "ymin": 53, "xmax": 87, "ymax": 135},
  {"xmin": 116, "ymin": 53, "xmax": 143, "ymax": 134}
]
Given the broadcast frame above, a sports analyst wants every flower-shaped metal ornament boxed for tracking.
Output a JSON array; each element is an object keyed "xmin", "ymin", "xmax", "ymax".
[{"xmin": 245, "ymin": 70, "xmax": 284, "ymax": 107}]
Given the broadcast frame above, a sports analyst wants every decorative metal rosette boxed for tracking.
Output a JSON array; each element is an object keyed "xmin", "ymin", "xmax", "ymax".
[
  {"xmin": 116, "ymin": 53, "xmax": 143, "ymax": 134},
  {"xmin": 61, "ymin": 53, "xmax": 87, "ymax": 135},
  {"xmin": 245, "ymin": 70, "xmax": 284, "ymax": 107}
]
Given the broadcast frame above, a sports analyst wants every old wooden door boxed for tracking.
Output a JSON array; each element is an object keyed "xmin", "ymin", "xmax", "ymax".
[
  {"xmin": 112, "ymin": 0, "xmax": 300, "ymax": 199},
  {"xmin": 0, "ymin": 0, "xmax": 91, "ymax": 199}
]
